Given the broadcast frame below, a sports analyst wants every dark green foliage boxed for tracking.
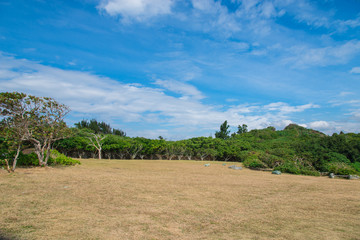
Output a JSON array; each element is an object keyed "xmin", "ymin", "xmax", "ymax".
[
  {"xmin": 237, "ymin": 124, "xmax": 248, "ymax": 134},
  {"xmin": 75, "ymin": 119, "xmax": 126, "ymax": 136},
  {"xmin": 17, "ymin": 152, "xmax": 39, "ymax": 166},
  {"xmin": 352, "ymin": 162, "xmax": 360, "ymax": 172},
  {"xmin": 215, "ymin": 120, "xmax": 230, "ymax": 139}
]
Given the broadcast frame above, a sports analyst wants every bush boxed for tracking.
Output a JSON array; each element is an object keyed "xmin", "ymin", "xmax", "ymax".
[
  {"xmin": 1, "ymin": 150, "xmax": 81, "ymax": 167},
  {"xmin": 17, "ymin": 152, "xmax": 39, "ymax": 166},
  {"xmin": 352, "ymin": 162, "xmax": 360, "ymax": 172},
  {"xmin": 48, "ymin": 150, "xmax": 81, "ymax": 166},
  {"xmin": 274, "ymin": 157, "xmax": 320, "ymax": 176},
  {"xmin": 258, "ymin": 153, "xmax": 284, "ymax": 168},
  {"xmin": 325, "ymin": 162, "xmax": 357, "ymax": 175},
  {"xmin": 325, "ymin": 152, "xmax": 351, "ymax": 164},
  {"xmin": 243, "ymin": 154, "xmax": 267, "ymax": 168}
]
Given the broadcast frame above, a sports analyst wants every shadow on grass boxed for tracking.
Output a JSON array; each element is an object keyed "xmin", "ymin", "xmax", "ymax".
[{"xmin": 0, "ymin": 232, "xmax": 17, "ymax": 240}]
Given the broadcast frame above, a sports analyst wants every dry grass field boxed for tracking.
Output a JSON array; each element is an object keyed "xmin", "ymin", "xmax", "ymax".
[{"xmin": 0, "ymin": 159, "xmax": 359, "ymax": 240}]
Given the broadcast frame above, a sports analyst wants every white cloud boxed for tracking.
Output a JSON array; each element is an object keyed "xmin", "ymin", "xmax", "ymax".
[
  {"xmin": 339, "ymin": 91, "xmax": 354, "ymax": 97},
  {"xmin": 0, "ymin": 53, "xmax": 341, "ymax": 138},
  {"xmin": 153, "ymin": 79, "xmax": 205, "ymax": 99},
  {"xmin": 335, "ymin": 16, "xmax": 360, "ymax": 32},
  {"xmin": 191, "ymin": 0, "xmax": 214, "ymax": 12},
  {"xmin": 329, "ymin": 99, "xmax": 360, "ymax": 107},
  {"xmin": 350, "ymin": 67, "xmax": 360, "ymax": 74},
  {"xmin": 302, "ymin": 120, "xmax": 360, "ymax": 135},
  {"xmin": 308, "ymin": 120, "xmax": 330, "ymax": 129},
  {"xmin": 263, "ymin": 102, "xmax": 319, "ymax": 113},
  {"xmin": 189, "ymin": 0, "xmax": 241, "ymax": 37},
  {"xmin": 284, "ymin": 40, "xmax": 360, "ymax": 68},
  {"xmin": 98, "ymin": 0, "xmax": 174, "ymax": 21}
]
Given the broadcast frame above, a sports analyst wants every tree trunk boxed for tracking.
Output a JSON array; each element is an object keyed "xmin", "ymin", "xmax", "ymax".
[
  {"xmin": 3, "ymin": 159, "xmax": 11, "ymax": 173},
  {"xmin": 11, "ymin": 143, "xmax": 22, "ymax": 172},
  {"xmin": 44, "ymin": 140, "xmax": 52, "ymax": 166},
  {"xmin": 98, "ymin": 147, "xmax": 102, "ymax": 159}
]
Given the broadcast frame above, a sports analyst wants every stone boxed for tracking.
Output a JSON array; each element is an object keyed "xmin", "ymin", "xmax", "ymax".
[
  {"xmin": 272, "ymin": 170, "xmax": 281, "ymax": 175},
  {"xmin": 204, "ymin": 164, "xmax": 210, "ymax": 167},
  {"xmin": 329, "ymin": 173, "xmax": 335, "ymax": 178},
  {"xmin": 228, "ymin": 165, "xmax": 242, "ymax": 170}
]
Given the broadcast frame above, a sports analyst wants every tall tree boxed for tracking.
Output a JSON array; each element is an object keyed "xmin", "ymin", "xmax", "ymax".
[{"xmin": 215, "ymin": 120, "xmax": 230, "ymax": 139}]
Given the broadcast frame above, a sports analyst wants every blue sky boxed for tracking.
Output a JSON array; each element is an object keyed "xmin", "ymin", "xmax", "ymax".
[{"xmin": 1, "ymin": 0, "xmax": 360, "ymax": 139}]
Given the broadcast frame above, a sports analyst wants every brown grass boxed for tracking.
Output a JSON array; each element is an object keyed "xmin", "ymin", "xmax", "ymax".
[{"xmin": 0, "ymin": 159, "xmax": 359, "ymax": 240}]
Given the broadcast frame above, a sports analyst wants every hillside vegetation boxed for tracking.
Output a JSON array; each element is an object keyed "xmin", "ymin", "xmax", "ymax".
[{"xmin": 50, "ymin": 122, "xmax": 360, "ymax": 176}]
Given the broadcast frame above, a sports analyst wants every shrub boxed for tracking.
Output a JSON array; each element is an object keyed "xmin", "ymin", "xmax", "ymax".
[
  {"xmin": 243, "ymin": 154, "xmax": 267, "ymax": 168},
  {"xmin": 17, "ymin": 152, "xmax": 39, "ymax": 166},
  {"xmin": 325, "ymin": 162, "xmax": 357, "ymax": 175},
  {"xmin": 352, "ymin": 162, "xmax": 360, "ymax": 172},
  {"xmin": 3, "ymin": 150, "xmax": 81, "ymax": 167},
  {"xmin": 258, "ymin": 153, "xmax": 284, "ymax": 168},
  {"xmin": 48, "ymin": 150, "xmax": 81, "ymax": 166},
  {"xmin": 274, "ymin": 156, "xmax": 320, "ymax": 176},
  {"xmin": 325, "ymin": 152, "xmax": 351, "ymax": 164}
]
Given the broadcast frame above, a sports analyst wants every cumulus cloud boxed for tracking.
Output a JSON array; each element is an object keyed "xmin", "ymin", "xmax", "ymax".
[
  {"xmin": 308, "ymin": 120, "xmax": 330, "ymax": 129},
  {"xmin": 98, "ymin": 0, "xmax": 174, "ymax": 21}
]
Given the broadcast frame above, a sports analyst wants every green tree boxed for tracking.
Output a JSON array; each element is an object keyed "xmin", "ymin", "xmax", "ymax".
[
  {"xmin": 237, "ymin": 124, "xmax": 248, "ymax": 134},
  {"xmin": 75, "ymin": 119, "xmax": 126, "ymax": 136},
  {"xmin": 215, "ymin": 120, "xmax": 230, "ymax": 139},
  {"xmin": 0, "ymin": 92, "xmax": 71, "ymax": 168}
]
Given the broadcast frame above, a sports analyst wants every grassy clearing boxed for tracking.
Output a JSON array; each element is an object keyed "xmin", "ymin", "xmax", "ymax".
[{"xmin": 1, "ymin": 159, "xmax": 359, "ymax": 240}]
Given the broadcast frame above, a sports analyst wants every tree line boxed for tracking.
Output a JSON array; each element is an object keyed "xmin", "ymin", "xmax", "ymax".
[{"xmin": 1, "ymin": 92, "xmax": 360, "ymax": 176}]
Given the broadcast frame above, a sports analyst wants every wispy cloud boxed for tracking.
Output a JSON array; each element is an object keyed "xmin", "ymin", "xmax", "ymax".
[
  {"xmin": 153, "ymin": 79, "xmax": 205, "ymax": 100},
  {"xmin": 350, "ymin": 67, "xmax": 360, "ymax": 74},
  {"xmin": 0, "ymin": 53, "xmax": 328, "ymax": 138},
  {"xmin": 283, "ymin": 40, "xmax": 360, "ymax": 68},
  {"xmin": 263, "ymin": 102, "xmax": 319, "ymax": 113}
]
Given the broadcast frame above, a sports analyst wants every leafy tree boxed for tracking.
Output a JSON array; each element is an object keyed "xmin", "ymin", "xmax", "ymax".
[
  {"xmin": 215, "ymin": 120, "xmax": 230, "ymax": 139},
  {"xmin": 0, "ymin": 92, "xmax": 70, "ymax": 167},
  {"xmin": 0, "ymin": 116, "xmax": 29, "ymax": 172}
]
